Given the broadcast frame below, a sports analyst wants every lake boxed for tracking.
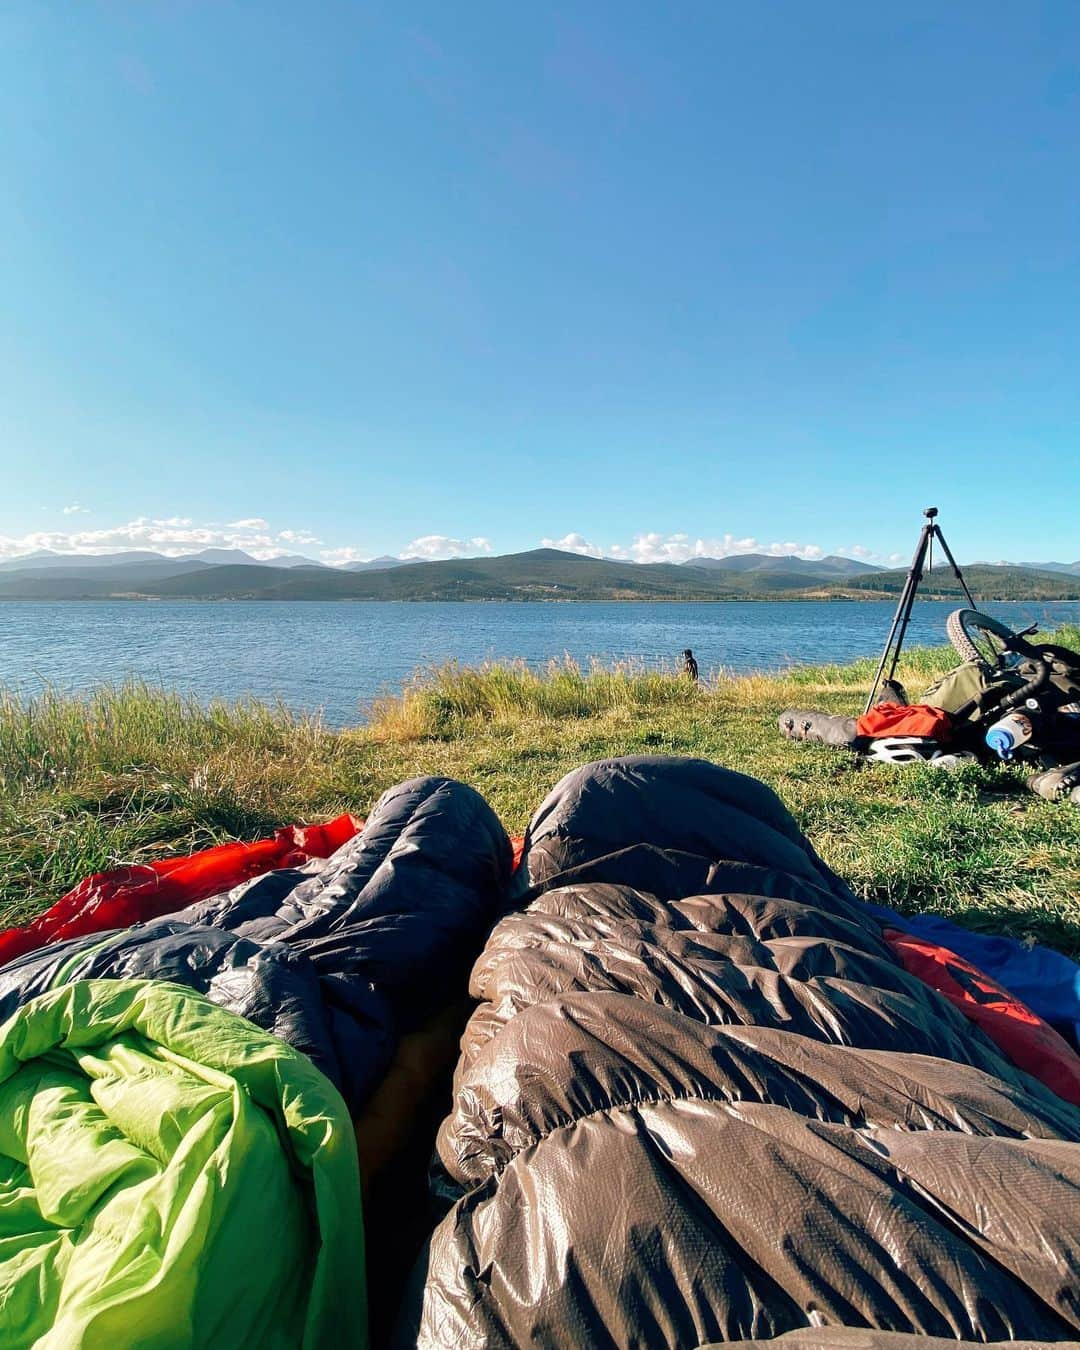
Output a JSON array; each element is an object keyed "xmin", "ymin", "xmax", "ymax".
[{"xmin": 3, "ymin": 599, "xmax": 1080, "ymax": 726}]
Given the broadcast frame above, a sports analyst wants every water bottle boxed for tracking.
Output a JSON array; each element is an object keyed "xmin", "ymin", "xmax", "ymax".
[{"xmin": 985, "ymin": 710, "xmax": 1036, "ymax": 760}]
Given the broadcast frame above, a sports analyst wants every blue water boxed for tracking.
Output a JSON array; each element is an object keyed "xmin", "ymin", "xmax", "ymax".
[{"xmin": 2, "ymin": 599, "xmax": 1079, "ymax": 726}]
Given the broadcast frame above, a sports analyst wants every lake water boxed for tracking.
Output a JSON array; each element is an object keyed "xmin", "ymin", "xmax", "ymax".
[{"xmin": 3, "ymin": 599, "xmax": 1080, "ymax": 726}]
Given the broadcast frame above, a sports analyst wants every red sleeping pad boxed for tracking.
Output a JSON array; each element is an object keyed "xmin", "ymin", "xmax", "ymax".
[{"xmin": 0, "ymin": 814, "xmax": 363, "ymax": 968}]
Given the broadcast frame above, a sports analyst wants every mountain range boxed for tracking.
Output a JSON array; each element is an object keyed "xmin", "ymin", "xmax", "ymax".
[
  {"xmin": 0, "ymin": 547, "xmax": 1077, "ymax": 601},
  {"xmin": 680, "ymin": 553, "xmax": 878, "ymax": 577},
  {"xmin": 1021, "ymin": 561, "xmax": 1080, "ymax": 576},
  {"xmin": 0, "ymin": 547, "xmax": 325, "ymax": 573}
]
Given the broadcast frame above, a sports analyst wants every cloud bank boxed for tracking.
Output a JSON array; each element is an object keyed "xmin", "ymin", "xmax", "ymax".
[
  {"xmin": 401, "ymin": 535, "xmax": 493, "ymax": 559},
  {"xmin": 0, "ymin": 517, "xmax": 321, "ymax": 561},
  {"xmin": 0, "ymin": 515, "xmax": 895, "ymax": 568},
  {"xmin": 542, "ymin": 531, "xmax": 831, "ymax": 564}
]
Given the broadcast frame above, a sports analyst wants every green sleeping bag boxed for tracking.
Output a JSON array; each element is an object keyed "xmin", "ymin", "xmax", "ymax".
[{"xmin": 0, "ymin": 979, "xmax": 366, "ymax": 1349}]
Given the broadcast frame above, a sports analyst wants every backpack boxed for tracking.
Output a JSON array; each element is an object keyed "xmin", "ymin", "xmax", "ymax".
[{"xmin": 920, "ymin": 660, "xmax": 1022, "ymax": 716}]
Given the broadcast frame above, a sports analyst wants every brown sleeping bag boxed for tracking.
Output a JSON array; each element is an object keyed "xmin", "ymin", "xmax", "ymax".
[{"xmin": 397, "ymin": 757, "xmax": 1080, "ymax": 1347}]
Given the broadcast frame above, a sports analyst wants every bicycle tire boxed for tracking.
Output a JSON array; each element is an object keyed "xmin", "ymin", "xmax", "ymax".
[{"xmin": 946, "ymin": 608, "xmax": 1017, "ymax": 666}]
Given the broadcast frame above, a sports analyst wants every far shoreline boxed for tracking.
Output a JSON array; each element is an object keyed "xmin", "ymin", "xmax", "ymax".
[{"xmin": 2, "ymin": 592, "xmax": 1076, "ymax": 605}]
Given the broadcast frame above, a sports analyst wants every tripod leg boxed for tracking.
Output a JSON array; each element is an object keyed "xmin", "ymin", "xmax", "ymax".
[
  {"xmin": 885, "ymin": 576, "xmax": 920, "ymax": 685},
  {"xmin": 864, "ymin": 525, "xmax": 931, "ymax": 713},
  {"xmin": 865, "ymin": 577, "xmax": 916, "ymax": 713},
  {"xmin": 932, "ymin": 526, "xmax": 977, "ymax": 608}
]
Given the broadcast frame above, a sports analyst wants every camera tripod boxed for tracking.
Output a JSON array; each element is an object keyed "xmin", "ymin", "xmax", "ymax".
[{"xmin": 864, "ymin": 507, "xmax": 975, "ymax": 713}]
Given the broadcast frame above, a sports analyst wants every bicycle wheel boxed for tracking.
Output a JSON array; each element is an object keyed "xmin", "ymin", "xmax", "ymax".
[{"xmin": 945, "ymin": 609, "xmax": 1018, "ymax": 667}]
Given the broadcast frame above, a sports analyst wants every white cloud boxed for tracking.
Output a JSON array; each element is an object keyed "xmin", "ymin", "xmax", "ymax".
[
  {"xmin": 558, "ymin": 532, "xmax": 827, "ymax": 565},
  {"xmin": 61, "ymin": 503, "xmax": 89, "ymax": 515},
  {"xmin": 764, "ymin": 540, "xmax": 824, "ymax": 561},
  {"xmin": 276, "ymin": 528, "xmax": 320, "ymax": 546},
  {"xmin": 540, "ymin": 532, "xmax": 604, "ymax": 558},
  {"xmin": 835, "ymin": 544, "xmax": 903, "ymax": 567},
  {"xmin": 0, "ymin": 516, "xmax": 495, "ymax": 567},
  {"xmin": 320, "ymin": 537, "xmax": 495, "ymax": 565},
  {"xmin": 0, "ymin": 516, "xmax": 327, "ymax": 562},
  {"xmin": 401, "ymin": 535, "xmax": 493, "ymax": 560},
  {"xmin": 320, "ymin": 546, "xmax": 371, "ymax": 564},
  {"xmin": 0, "ymin": 516, "xmax": 900, "ymax": 570}
]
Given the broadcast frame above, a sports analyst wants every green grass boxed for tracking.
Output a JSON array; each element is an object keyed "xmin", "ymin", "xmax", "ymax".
[{"xmin": 2, "ymin": 634, "xmax": 1079, "ymax": 957}]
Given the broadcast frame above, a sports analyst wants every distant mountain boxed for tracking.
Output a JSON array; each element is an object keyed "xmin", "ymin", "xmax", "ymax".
[
  {"xmin": 340, "ymin": 556, "xmax": 407, "ymax": 572},
  {"xmin": 0, "ymin": 549, "xmax": 173, "ymax": 571},
  {"xmin": 178, "ymin": 549, "xmax": 325, "ymax": 568},
  {"xmin": 684, "ymin": 553, "xmax": 880, "ymax": 578},
  {"xmin": 113, "ymin": 548, "xmax": 722, "ymax": 602},
  {"xmin": 0, "ymin": 547, "xmax": 325, "ymax": 572},
  {"xmin": 0, "ymin": 548, "xmax": 58, "ymax": 568},
  {"xmin": 810, "ymin": 554, "xmax": 881, "ymax": 576},
  {"xmin": 0, "ymin": 548, "xmax": 729, "ymax": 602},
  {"xmin": 1021, "ymin": 561, "xmax": 1080, "ymax": 577},
  {"xmin": 828, "ymin": 564, "xmax": 1080, "ymax": 601},
  {"xmin": 0, "ymin": 557, "xmax": 213, "ymax": 586},
  {"xmin": 1, "ymin": 546, "xmax": 1076, "ymax": 602}
]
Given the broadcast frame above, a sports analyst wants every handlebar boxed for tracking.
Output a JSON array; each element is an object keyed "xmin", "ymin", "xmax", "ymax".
[
  {"xmin": 951, "ymin": 650, "xmax": 1051, "ymax": 725},
  {"xmin": 995, "ymin": 655, "xmax": 1050, "ymax": 713}
]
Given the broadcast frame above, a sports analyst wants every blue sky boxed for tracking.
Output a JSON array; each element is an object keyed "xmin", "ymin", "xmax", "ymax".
[{"xmin": 2, "ymin": 2, "xmax": 1078, "ymax": 566}]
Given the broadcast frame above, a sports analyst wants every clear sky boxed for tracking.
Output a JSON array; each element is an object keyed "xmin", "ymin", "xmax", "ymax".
[{"xmin": 2, "ymin": 3, "xmax": 1078, "ymax": 565}]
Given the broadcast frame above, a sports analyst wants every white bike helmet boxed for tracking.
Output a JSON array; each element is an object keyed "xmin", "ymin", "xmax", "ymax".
[{"xmin": 865, "ymin": 737, "xmax": 938, "ymax": 764}]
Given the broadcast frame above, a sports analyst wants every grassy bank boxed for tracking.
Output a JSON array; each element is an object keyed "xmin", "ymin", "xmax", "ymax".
[{"xmin": 2, "ymin": 632, "xmax": 1079, "ymax": 956}]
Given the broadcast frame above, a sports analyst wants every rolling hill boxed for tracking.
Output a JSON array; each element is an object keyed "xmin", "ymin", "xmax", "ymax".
[
  {"xmin": 127, "ymin": 550, "xmax": 740, "ymax": 601},
  {"xmin": 340, "ymin": 555, "xmax": 407, "ymax": 572},
  {"xmin": 0, "ymin": 549, "xmax": 752, "ymax": 601},
  {"xmin": 685, "ymin": 553, "xmax": 879, "ymax": 577},
  {"xmin": 0, "ymin": 548, "xmax": 324, "ymax": 572},
  {"xmin": 823, "ymin": 564, "xmax": 1080, "ymax": 601},
  {"xmin": 0, "ymin": 549, "xmax": 1077, "ymax": 602},
  {"xmin": 1022, "ymin": 561, "xmax": 1080, "ymax": 577}
]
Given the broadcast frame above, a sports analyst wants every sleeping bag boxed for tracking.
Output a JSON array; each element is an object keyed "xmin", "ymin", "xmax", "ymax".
[
  {"xmin": 0, "ymin": 979, "xmax": 365, "ymax": 1349},
  {"xmin": 0, "ymin": 777, "xmax": 511, "ymax": 1115},
  {"xmin": 399, "ymin": 757, "xmax": 1080, "ymax": 1347}
]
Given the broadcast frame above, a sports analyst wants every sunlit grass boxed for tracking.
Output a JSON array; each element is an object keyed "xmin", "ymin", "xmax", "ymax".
[
  {"xmin": 367, "ymin": 656, "xmax": 699, "ymax": 740},
  {"xmin": 2, "ymin": 630, "xmax": 1079, "ymax": 956}
]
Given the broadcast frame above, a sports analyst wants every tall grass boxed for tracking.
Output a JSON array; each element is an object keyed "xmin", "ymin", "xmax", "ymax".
[
  {"xmin": 1049, "ymin": 622, "xmax": 1080, "ymax": 651},
  {"xmin": 0, "ymin": 681, "xmax": 341, "ymax": 796},
  {"xmin": 0, "ymin": 681, "xmax": 359, "ymax": 925},
  {"xmin": 367, "ymin": 657, "xmax": 700, "ymax": 740}
]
